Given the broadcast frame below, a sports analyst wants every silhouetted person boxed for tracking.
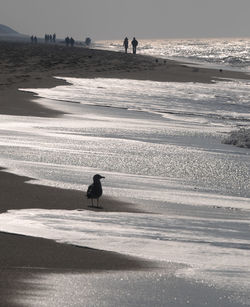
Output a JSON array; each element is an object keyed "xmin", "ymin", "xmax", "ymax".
[
  {"xmin": 70, "ymin": 37, "xmax": 75, "ymax": 47},
  {"xmin": 30, "ymin": 35, "xmax": 34, "ymax": 43},
  {"xmin": 131, "ymin": 37, "xmax": 138, "ymax": 54},
  {"xmin": 85, "ymin": 37, "xmax": 91, "ymax": 46},
  {"xmin": 65, "ymin": 36, "xmax": 70, "ymax": 47},
  {"xmin": 53, "ymin": 33, "xmax": 56, "ymax": 43},
  {"xmin": 123, "ymin": 37, "xmax": 129, "ymax": 53},
  {"xmin": 87, "ymin": 174, "xmax": 105, "ymax": 208},
  {"xmin": 34, "ymin": 36, "xmax": 37, "ymax": 44}
]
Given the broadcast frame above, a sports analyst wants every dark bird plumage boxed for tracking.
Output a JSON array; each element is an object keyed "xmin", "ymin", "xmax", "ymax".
[{"xmin": 87, "ymin": 174, "xmax": 105, "ymax": 208}]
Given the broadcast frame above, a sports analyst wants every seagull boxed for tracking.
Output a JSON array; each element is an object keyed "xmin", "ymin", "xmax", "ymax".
[{"xmin": 87, "ymin": 174, "xmax": 105, "ymax": 208}]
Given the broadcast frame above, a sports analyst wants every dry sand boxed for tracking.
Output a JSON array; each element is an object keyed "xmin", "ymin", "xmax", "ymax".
[{"xmin": 0, "ymin": 41, "xmax": 249, "ymax": 306}]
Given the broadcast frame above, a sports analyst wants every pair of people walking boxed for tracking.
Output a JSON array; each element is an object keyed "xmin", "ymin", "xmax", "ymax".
[{"xmin": 123, "ymin": 37, "xmax": 138, "ymax": 54}]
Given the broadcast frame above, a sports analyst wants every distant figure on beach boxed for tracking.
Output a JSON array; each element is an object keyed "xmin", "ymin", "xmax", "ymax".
[
  {"xmin": 87, "ymin": 174, "xmax": 105, "ymax": 208},
  {"xmin": 70, "ymin": 37, "xmax": 75, "ymax": 47},
  {"xmin": 31, "ymin": 35, "xmax": 37, "ymax": 44},
  {"xmin": 85, "ymin": 37, "xmax": 91, "ymax": 46},
  {"xmin": 65, "ymin": 36, "xmax": 70, "ymax": 47},
  {"xmin": 45, "ymin": 34, "xmax": 56, "ymax": 43},
  {"xmin": 131, "ymin": 37, "xmax": 138, "ymax": 54},
  {"xmin": 123, "ymin": 37, "xmax": 129, "ymax": 53}
]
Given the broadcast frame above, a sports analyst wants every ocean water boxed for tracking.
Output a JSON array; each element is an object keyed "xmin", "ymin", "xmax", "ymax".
[{"xmin": 0, "ymin": 39, "xmax": 250, "ymax": 305}]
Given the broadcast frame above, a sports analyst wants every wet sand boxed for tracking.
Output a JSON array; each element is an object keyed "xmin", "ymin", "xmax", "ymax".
[
  {"xmin": 0, "ymin": 41, "xmax": 249, "ymax": 306},
  {"xmin": 0, "ymin": 168, "xmax": 144, "ymax": 214},
  {"xmin": 0, "ymin": 231, "xmax": 152, "ymax": 307}
]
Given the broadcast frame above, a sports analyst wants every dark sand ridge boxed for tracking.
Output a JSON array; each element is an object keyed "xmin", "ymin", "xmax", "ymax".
[{"xmin": 0, "ymin": 41, "xmax": 249, "ymax": 306}]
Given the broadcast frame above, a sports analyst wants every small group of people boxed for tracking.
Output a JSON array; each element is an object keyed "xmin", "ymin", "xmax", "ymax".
[
  {"xmin": 45, "ymin": 33, "xmax": 56, "ymax": 43},
  {"xmin": 30, "ymin": 35, "xmax": 38, "ymax": 44},
  {"xmin": 123, "ymin": 37, "xmax": 138, "ymax": 54},
  {"xmin": 65, "ymin": 36, "xmax": 75, "ymax": 47}
]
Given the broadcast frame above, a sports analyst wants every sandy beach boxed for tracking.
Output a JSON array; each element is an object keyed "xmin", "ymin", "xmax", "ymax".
[
  {"xmin": 1, "ymin": 41, "xmax": 250, "ymax": 306},
  {"xmin": 1, "ymin": 41, "xmax": 249, "ymax": 119}
]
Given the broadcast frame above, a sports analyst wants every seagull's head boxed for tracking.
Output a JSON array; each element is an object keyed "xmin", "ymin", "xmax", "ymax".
[{"xmin": 93, "ymin": 174, "xmax": 105, "ymax": 181}]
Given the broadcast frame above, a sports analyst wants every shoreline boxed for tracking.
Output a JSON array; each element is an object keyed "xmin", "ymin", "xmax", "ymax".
[
  {"xmin": 1, "ymin": 41, "xmax": 249, "ymax": 118},
  {"xmin": 0, "ymin": 167, "xmax": 153, "ymax": 305},
  {"xmin": 0, "ymin": 41, "xmax": 166, "ymax": 305},
  {"xmin": 1, "ymin": 41, "xmax": 249, "ymax": 305},
  {"xmin": 1, "ymin": 40, "xmax": 249, "ymax": 254}
]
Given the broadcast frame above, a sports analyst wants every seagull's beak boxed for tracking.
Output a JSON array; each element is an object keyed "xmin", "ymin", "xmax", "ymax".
[{"xmin": 101, "ymin": 176, "xmax": 105, "ymax": 179}]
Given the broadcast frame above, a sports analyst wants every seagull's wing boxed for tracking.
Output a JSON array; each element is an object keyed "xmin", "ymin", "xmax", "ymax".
[{"xmin": 87, "ymin": 184, "xmax": 93, "ymax": 198}]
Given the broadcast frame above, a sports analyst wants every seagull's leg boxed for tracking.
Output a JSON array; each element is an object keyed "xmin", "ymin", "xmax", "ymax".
[
  {"xmin": 97, "ymin": 198, "xmax": 99, "ymax": 208},
  {"xmin": 91, "ymin": 199, "xmax": 93, "ymax": 207}
]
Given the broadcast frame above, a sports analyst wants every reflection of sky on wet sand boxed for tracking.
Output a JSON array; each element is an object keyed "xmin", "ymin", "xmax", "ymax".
[{"xmin": 10, "ymin": 269, "xmax": 248, "ymax": 307}]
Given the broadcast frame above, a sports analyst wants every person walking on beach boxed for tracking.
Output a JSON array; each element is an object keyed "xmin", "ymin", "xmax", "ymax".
[
  {"xmin": 65, "ymin": 36, "xmax": 70, "ymax": 47},
  {"xmin": 70, "ymin": 37, "xmax": 75, "ymax": 47},
  {"xmin": 131, "ymin": 37, "xmax": 138, "ymax": 54},
  {"xmin": 123, "ymin": 37, "xmax": 129, "ymax": 53}
]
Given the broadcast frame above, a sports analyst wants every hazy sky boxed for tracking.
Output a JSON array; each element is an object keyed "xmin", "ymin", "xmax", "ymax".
[{"xmin": 0, "ymin": 0, "xmax": 249, "ymax": 40}]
